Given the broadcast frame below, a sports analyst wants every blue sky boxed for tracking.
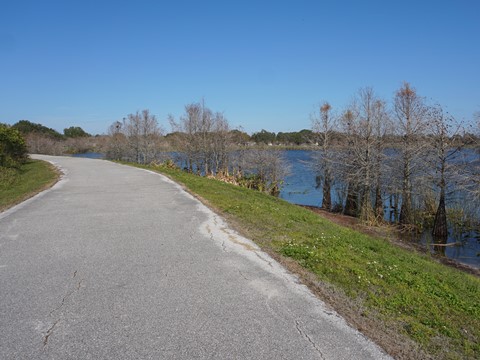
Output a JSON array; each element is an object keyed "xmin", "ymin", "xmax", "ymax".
[{"xmin": 1, "ymin": 0, "xmax": 479, "ymax": 135}]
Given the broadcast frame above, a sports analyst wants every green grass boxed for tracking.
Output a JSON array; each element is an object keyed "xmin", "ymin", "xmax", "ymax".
[
  {"xmin": 0, "ymin": 159, "xmax": 59, "ymax": 211},
  {"xmin": 131, "ymin": 163, "xmax": 479, "ymax": 359}
]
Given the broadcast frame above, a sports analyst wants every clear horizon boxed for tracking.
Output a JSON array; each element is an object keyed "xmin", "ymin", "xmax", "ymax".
[{"xmin": 1, "ymin": 0, "xmax": 479, "ymax": 135}]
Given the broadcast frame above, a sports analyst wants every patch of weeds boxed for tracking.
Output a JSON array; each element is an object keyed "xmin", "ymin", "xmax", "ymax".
[{"xmin": 0, "ymin": 166, "xmax": 18, "ymax": 189}]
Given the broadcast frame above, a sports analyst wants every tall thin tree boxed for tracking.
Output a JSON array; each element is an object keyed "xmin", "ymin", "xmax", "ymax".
[
  {"xmin": 427, "ymin": 105, "xmax": 465, "ymax": 239},
  {"xmin": 393, "ymin": 82, "xmax": 428, "ymax": 225},
  {"xmin": 311, "ymin": 102, "xmax": 336, "ymax": 210}
]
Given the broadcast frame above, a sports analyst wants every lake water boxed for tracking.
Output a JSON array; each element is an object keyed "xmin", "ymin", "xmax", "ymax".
[{"xmin": 280, "ymin": 150, "xmax": 323, "ymax": 206}]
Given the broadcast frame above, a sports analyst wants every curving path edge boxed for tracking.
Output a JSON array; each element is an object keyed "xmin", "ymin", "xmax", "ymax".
[{"xmin": 0, "ymin": 155, "xmax": 391, "ymax": 359}]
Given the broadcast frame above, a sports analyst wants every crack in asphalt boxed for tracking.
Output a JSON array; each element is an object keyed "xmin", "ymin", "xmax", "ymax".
[
  {"xmin": 43, "ymin": 320, "xmax": 59, "ymax": 347},
  {"xmin": 254, "ymin": 252, "xmax": 273, "ymax": 268},
  {"xmin": 49, "ymin": 289, "xmax": 74, "ymax": 317},
  {"xmin": 238, "ymin": 270, "xmax": 249, "ymax": 280},
  {"xmin": 221, "ymin": 240, "xmax": 228, "ymax": 253},
  {"xmin": 45, "ymin": 270, "xmax": 84, "ymax": 348},
  {"xmin": 295, "ymin": 320, "xmax": 326, "ymax": 359},
  {"xmin": 49, "ymin": 278, "xmax": 84, "ymax": 317},
  {"xmin": 76, "ymin": 279, "xmax": 84, "ymax": 290}
]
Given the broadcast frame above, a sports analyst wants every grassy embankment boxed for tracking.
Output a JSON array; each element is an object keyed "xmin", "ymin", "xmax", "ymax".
[
  {"xmin": 0, "ymin": 159, "xmax": 59, "ymax": 211},
  {"xmin": 130, "ymin": 162, "xmax": 480, "ymax": 360}
]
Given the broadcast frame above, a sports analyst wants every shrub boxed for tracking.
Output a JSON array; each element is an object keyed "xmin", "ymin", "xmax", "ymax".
[{"xmin": 0, "ymin": 123, "xmax": 28, "ymax": 167}]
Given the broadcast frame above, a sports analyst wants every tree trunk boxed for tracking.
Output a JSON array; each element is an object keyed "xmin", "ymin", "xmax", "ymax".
[
  {"xmin": 399, "ymin": 195, "xmax": 412, "ymax": 225},
  {"xmin": 322, "ymin": 170, "xmax": 332, "ymax": 211},
  {"xmin": 393, "ymin": 193, "xmax": 399, "ymax": 222},
  {"xmin": 399, "ymin": 159, "xmax": 413, "ymax": 225},
  {"xmin": 432, "ymin": 189, "xmax": 448, "ymax": 239},
  {"xmin": 344, "ymin": 182, "xmax": 357, "ymax": 217},
  {"xmin": 374, "ymin": 184, "xmax": 383, "ymax": 221},
  {"xmin": 360, "ymin": 188, "xmax": 374, "ymax": 223}
]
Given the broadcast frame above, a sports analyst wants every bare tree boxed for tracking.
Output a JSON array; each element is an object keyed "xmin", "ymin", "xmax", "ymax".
[
  {"xmin": 169, "ymin": 101, "xmax": 289, "ymax": 196},
  {"xmin": 122, "ymin": 110, "xmax": 163, "ymax": 164},
  {"xmin": 123, "ymin": 114, "xmax": 141, "ymax": 162},
  {"xmin": 393, "ymin": 82, "xmax": 429, "ymax": 225},
  {"xmin": 356, "ymin": 88, "xmax": 377, "ymax": 222},
  {"xmin": 337, "ymin": 88, "xmax": 390, "ymax": 223},
  {"xmin": 311, "ymin": 101, "xmax": 336, "ymax": 210},
  {"xmin": 372, "ymin": 99, "xmax": 391, "ymax": 220},
  {"xmin": 169, "ymin": 101, "xmax": 230, "ymax": 175},
  {"xmin": 106, "ymin": 121, "xmax": 126, "ymax": 160},
  {"xmin": 339, "ymin": 108, "xmax": 359, "ymax": 217},
  {"xmin": 105, "ymin": 110, "xmax": 163, "ymax": 163},
  {"xmin": 459, "ymin": 111, "xmax": 480, "ymax": 207},
  {"xmin": 427, "ymin": 105, "xmax": 464, "ymax": 239},
  {"xmin": 210, "ymin": 112, "xmax": 231, "ymax": 175},
  {"xmin": 234, "ymin": 149, "xmax": 290, "ymax": 196},
  {"xmin": 139, "ymin": 109, "xmax": 163, "ymax": 164}
]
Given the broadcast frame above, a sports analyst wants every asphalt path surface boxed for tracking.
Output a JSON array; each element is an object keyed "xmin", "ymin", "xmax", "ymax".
[{"xmin": 0, "ymin": 155, "xmax": 391, "ymax": 359}]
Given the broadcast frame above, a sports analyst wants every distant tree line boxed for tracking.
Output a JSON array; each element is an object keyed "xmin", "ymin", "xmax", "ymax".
[
  {"xmin": 250, "ymin": 129, "xmax": 317, "ymax": 145},
  {"xmin": 10, "ymin": 120, "xmax": 100, "ymax": 155}
]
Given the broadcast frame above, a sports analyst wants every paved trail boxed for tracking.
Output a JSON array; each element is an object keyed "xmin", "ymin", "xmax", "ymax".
[{"xmin": 0, "ymin": 155, "xmax": 391, "ymax": 359}]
